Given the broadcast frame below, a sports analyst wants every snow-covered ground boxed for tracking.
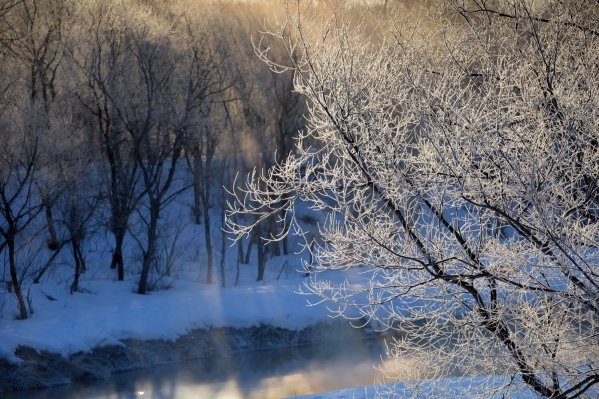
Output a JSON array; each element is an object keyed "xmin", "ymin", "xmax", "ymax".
[
  {"xmin": 295, "ymin": 376, "xmax": 535, "ymax": 399},
  {"xmin": 1, "ymin": 252, "xmax": 387, "ymax": 397},
  {"xmin": 0, "ymin": 267, "xmax": 370, "ymax": 364},
  {"xmin": 0, "ymin": 267, "xmax": 532, "ymax": 399}
]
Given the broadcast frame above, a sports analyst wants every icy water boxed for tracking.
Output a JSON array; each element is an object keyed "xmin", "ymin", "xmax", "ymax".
[{"xmin": 4, "ymin": 338, "xmax": 390, "ymax": 399}]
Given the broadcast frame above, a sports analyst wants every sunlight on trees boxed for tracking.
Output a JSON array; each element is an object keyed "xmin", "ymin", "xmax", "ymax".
[
  {"xmin": 0, "ymin": 0, "xmax": 597, "ymax": 396},
  {"xmin": 227, "ymin": 0, "xmax": 599, "ymax": 397}
]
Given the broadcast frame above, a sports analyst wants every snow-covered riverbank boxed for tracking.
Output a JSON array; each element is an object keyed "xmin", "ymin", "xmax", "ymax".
[
  {"xmin": 1, "ymin": 272, "xmax": 367, "ymax": 362},
  {"xmin": 0, "ymin": 266, "xmax": 376, "ymax": 393}
]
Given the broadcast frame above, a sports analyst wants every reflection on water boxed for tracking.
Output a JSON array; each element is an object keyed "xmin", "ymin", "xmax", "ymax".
[{"xmin": 5, "ymin": 338, "xmax": 389, "ymax": 399}]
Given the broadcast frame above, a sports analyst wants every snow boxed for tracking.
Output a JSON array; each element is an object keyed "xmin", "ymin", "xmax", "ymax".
[
  {"xmin": 0, "ymin": 190, "xmax": 372, "ymax": 365},
  {"xmin": 294, "ymin": 376, "xmax": 536, "ymax": 399},
  {"xmin": 293, "ymin": 385, "xmax": 379, "ymax": 398},
  {"xmin": 0, "ymin": 269, "xmax": 369, "ymax": 363}
]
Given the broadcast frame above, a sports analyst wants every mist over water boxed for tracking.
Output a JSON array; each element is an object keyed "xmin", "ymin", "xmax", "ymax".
[{"xmin": 4, "ymin": 338, "xmax": 390, "ymax": 399}]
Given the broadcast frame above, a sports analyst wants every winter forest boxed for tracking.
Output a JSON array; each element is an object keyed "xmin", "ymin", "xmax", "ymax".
[{"xmin": 2, "ymin": 0, "xmax": 599, "ymax": 398}]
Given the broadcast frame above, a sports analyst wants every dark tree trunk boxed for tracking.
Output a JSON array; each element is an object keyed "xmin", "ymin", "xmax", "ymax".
[
  {"xmin": 282, "ymin": 235, "xmax": 288, "ymax": 256},
  {"xmin": 256, "ymin": 226, "xmax": 267, "ymax": 282},
  {"xmin": 244, "ymin": 233, "xmax": 254, "ymax": 265},
  {"xmin": 271, "ymin": 242, "xmax": 281, "ymax": 257},
  {"xmin": 256, "ymin": 242, "xmax": 266, "ymax": 282},
  {"xmin": 8, "ymin": 236, "xmax": 27, "ymax": 320},
  {"xmin": 33, "ymin": 239, "xmax": 67, "ymax": 283},
  {"xmin": 70, "ymin": 240, "xmax": 84, "ymax": 294},
  {"xmin": 192, "ymin": 147, "xmax": 202, "ymax": 225},
  {"xmin": 110, "ymin": 228, "xmax": 126, "ymax": 281},
  {"xmin": 269, "ymin": 218, "xmax": 281, "ymax": 257},
  {"xmin": 44, "ymin": 201, "xmax": 59, "ymax": 250},
  {"xmin": 138, "ymin": 203, "xmax": 159, "ymax": 294},
  {"xmin": 237, "ymin": 237, "xmax": 244, "ymax": 264}
]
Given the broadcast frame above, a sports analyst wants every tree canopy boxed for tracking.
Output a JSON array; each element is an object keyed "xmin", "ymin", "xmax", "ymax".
[{"xmin": 227, "ymin": 1, "xmax": 599, "ymax": 397}]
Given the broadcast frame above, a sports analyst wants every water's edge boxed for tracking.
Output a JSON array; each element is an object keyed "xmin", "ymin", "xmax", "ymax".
[{"xmin": 0, "ymin": 320, "xmax": 373, "ymax": 393}]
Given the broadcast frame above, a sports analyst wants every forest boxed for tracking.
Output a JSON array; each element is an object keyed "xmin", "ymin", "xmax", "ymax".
[
  {"xmin": 0, "ymin": 0, "xmax": 316, "ymax": 318},
  {"xmin": 2, "ymin": 0, "xmax": 599, "ymax": 398}
]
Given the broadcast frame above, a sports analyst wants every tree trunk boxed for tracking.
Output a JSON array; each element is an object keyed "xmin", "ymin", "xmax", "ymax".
[
  {"xmin": 238, "ymin": 238, "xmax": 244, "ymax": 264},
  {"xmin": 268, "ymin": 217, "xmax": 281, "ymax": 257},
  {"xmin": 192, "ymin": 147, "xmax": 202, "ymax": 224},
  {"xmin": 282, "ymin": 235, "xmax": 288, "ymax": 256},
  {"xmin": 79, "ymin": 243, "xmax": 87, "ymax": 274},
  {"xmin": 110, "ymin": 228, "xmax": 126, "ymax": 281},
  {"xmin": 33, "ymin": 240, "xmax": 67, "ymax": 283},
  {"xmin": 138, "ymin": 203, "xmax": 159, "ymax": 294},
  {"xmin": 244, "ymin": 233, "xmax": 254, "ymax": 264},
  {"xmin": 44, "ymin": 201, "xmax": 59, "ymax": 250},
  {"xmin": 71, "ymin": 240, "xmax": 82, "ymax": 294},
  {"xmin": 219, "ymin": 230, "xmax": 226, "ymax": 288},
  {"xmin": 203, "ymin": 202, "xmax": 214, "ymax": 284},
  {"xmin": 8, "ymin": 236, "xmax": 27, "ymax": 320},
  {"xmin": 256, "ymin": 241, "xmax": 266, "ymax": 282},
  {"xmin": 256, "ymin": 226, "xmax": 266, "ymax": 281}
]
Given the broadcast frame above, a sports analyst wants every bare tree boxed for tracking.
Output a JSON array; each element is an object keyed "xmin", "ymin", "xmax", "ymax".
[
  {"xmin": 0, "ymin": 0, "xmax": 68, "ymax": 105},
  {"xmin": 69, "ymin": 0, "xmax": 143, "ymax": 281},
  {"xmin": 52, "ymin": 127, "xmax": 98, "ymax": 294},
  {"xmin": 176, "ymin": 7, "xmax": 235, "ymax": 226},
  {"xmin": 173, "ymin": 5, "xmax": 237, "ymax": 284},
  {"xmin": 0, "ymin": 102, "xmax": 52, "ymax": 319},
  {"xmin": 89, "ymin": 9, "xmax": 192, "ymax": 295},
  {"xmin": 0, "ymin": 0, "xmax": 71, "ymax": 251},
  {"xmin": 228, "ymin": 1, "xmax": 599, "ymax": 397}
]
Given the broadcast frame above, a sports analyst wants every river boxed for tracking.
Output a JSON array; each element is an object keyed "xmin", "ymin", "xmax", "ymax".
[{"xmin": 3, "ymin": 337, "xmax": 390, "ymax": 399}]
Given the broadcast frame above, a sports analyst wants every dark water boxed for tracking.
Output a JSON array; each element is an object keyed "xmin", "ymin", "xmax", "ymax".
[{"xmin": 4, "ymin": 338, "xmax": 389, "ymax": 399}]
